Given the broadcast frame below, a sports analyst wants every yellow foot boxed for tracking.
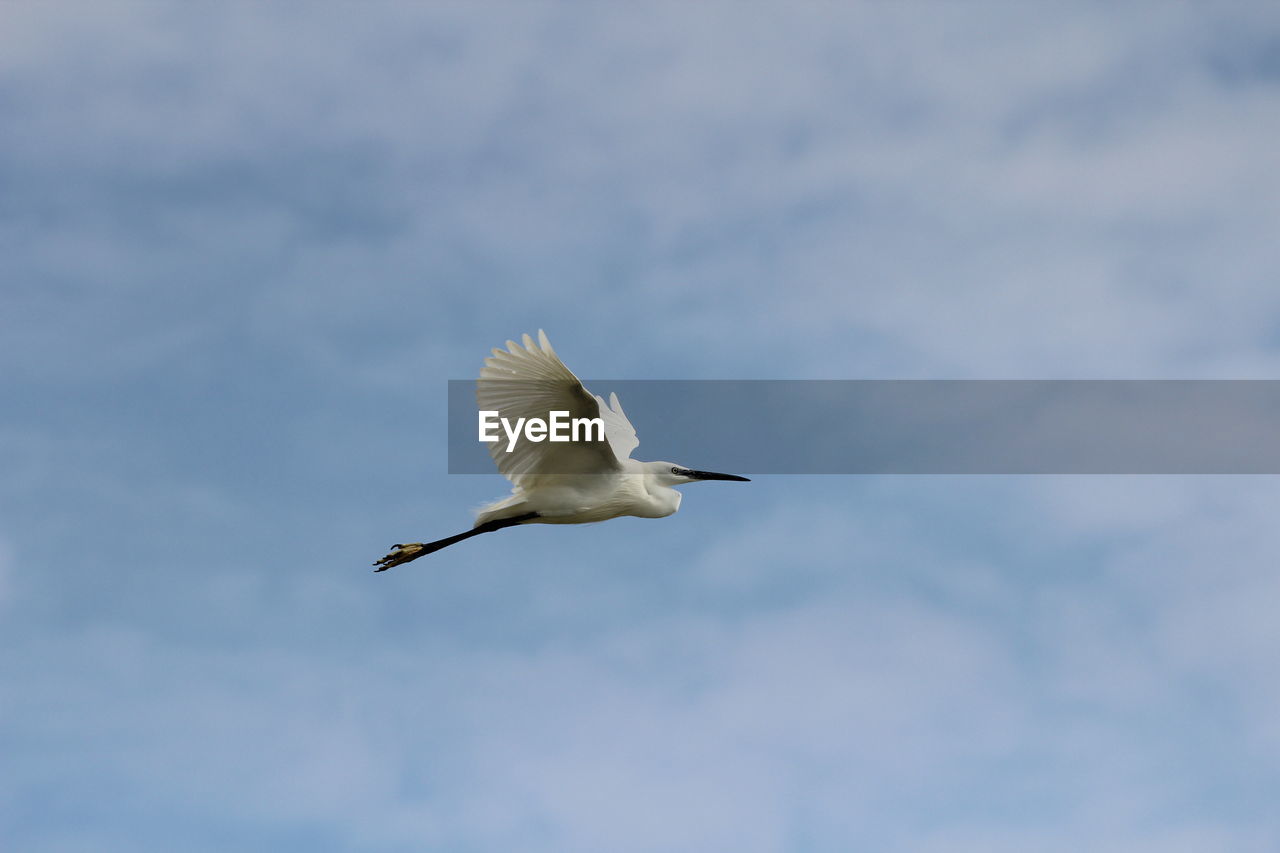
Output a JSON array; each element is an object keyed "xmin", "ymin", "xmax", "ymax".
[{"xmin": 372, "ymin": 542, "xmax": 428, "ymax": 572}]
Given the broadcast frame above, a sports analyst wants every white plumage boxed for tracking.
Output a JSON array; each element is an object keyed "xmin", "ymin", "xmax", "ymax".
[{"xmin": 373, "ymin": 330, "xmax": 748, "ymax": 570}]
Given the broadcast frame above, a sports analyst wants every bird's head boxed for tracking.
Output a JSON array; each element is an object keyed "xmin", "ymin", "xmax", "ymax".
[{"xmin": 649, "ymin": 461, "xmax": 751, "ymax": 486}]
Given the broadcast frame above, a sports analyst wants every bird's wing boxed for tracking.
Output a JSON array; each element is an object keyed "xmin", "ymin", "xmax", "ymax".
[
  {"xmin": 594, "ymin": 391, "xmax": 640, "ymax": 461},
  {"xmin": 478, "ymin": 330, "xmax": 622, "ymax": 487}
]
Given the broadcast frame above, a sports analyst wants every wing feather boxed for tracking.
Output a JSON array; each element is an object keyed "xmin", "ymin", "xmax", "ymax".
[
  {"xmin": 594, "ymin": 391, "xmax": 640, "ymax": 461},
  {"xmin": 477, "ymin": 330, "xmax": 623, "ymax": 487}
]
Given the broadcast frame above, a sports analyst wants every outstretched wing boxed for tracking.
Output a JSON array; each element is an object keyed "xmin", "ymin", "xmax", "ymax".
[
  {"xmin": 594, "ymin": 391, "xmax": 640, "ymax": 461},
  {"xmin": 477, "ymin": 330, "xmax": 622, "ymax": 487}
]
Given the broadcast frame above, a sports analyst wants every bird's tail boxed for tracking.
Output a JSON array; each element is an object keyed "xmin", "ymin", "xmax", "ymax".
[{"xmin": 474, "ymin": 493, "xmax": 533, "ymax": 527}]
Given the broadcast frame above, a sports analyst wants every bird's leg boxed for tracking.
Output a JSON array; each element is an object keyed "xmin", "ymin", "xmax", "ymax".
[{"xmin": 372, "ymin": 512, "xmax": 539, "ymax": 571}]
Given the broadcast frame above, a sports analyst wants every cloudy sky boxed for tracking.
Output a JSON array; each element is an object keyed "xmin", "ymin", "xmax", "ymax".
[{"xmin": 4, "ymin": 2, "xmax": 1280, "ymax": 850}]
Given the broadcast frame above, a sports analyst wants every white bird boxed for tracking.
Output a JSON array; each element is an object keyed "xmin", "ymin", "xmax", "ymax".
[{"xmin": 374, "ymin": 330, "xmax": 748, "ymax": 570}]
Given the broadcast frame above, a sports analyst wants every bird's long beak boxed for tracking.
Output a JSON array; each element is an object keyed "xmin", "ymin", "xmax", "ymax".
[{"xmin": 689, "ymin": 470, "xmax": 751, "ymax": 482}]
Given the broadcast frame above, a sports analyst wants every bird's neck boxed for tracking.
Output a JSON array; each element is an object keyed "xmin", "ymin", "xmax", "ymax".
[{"xmin": 639, "ymin": 478, "xmax": 682, "ymax": 518}]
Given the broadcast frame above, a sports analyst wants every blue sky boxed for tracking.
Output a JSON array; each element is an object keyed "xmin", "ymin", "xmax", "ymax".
[{"xmin": 4, "ymin": 2, "xmax": 1280, "ymax": 850}]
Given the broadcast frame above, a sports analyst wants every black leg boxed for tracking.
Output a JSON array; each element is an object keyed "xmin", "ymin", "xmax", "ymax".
[{"xmin": 373, "ymin": 512, "xmax": 540, "ymax": 571}]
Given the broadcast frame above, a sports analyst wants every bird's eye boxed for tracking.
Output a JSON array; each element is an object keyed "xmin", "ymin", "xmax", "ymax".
[{"xmin": 671, "ymin": 467, "xmax": 681, "ymax": 475}]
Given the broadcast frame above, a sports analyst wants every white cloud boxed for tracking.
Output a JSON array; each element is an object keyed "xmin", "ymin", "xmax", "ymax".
[
  {"xmin": 10, "ymin": 478, "xmax": 1279, "ymax": 850},
  {"xmin": 5, "ymin": 3, "xmax": 1280, "ymax": 850},
  {"xmin": 8, "ymin": 1, "xmax": 1280, "ymax": 382}
]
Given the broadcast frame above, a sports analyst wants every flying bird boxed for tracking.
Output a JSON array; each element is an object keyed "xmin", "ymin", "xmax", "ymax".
[{"xmin": 373, "ymin": 330, "xmax": 749, "ymax": 570}]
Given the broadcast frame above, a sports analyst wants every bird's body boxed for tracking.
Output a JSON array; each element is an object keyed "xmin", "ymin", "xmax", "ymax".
[
  {"xmin": 474, "ymin": 459, "xmax": 684, "ymax": 527},
  {"xmin": 373, "ymin": 330, "xmax": 747, "ymax": 570}
]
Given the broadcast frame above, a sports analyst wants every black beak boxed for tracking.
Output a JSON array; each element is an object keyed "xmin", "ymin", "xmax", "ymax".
[{"xmin": 688, "ymin": 470, "xmax": 751, "ymax": 482}]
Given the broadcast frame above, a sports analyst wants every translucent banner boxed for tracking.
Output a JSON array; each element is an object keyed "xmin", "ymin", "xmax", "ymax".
[{"xmin": 447, "ymin": 380, "xmax": 1280, "ymax": 474}]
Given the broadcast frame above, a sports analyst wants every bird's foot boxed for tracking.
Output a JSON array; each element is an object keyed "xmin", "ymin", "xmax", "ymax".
[{"xmin": 373, "ymin": 542, "xmax": 431, "ymax": 572}]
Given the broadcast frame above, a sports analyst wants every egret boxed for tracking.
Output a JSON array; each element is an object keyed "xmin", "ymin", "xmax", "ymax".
[{"xmin": 373, "ymin": 330, "xmax": 749, "ymax": 571}]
